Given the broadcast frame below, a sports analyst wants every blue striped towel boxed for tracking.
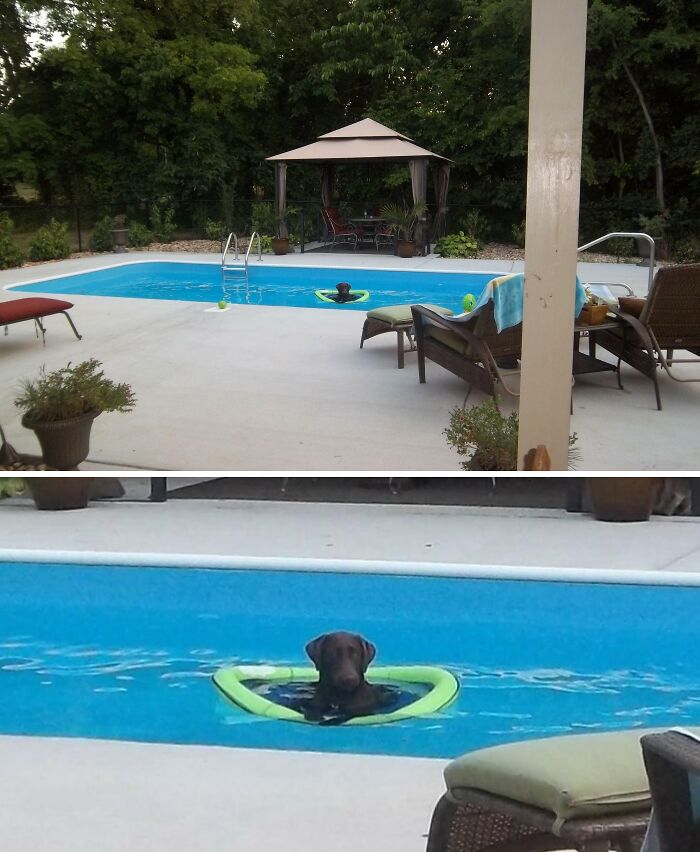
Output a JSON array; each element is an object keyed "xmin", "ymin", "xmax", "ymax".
[{"xmin": 474, "ymin": 273, "xmax": 587, "ymax": 333}]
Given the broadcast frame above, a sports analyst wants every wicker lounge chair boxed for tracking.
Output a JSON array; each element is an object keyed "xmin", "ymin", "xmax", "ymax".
[
  {"xmin": 0, "ymin": 297, "xmax": 81, "ymax": 344},
  {"xmin": 411, "ymin": 301, "xmax": 522, "ymax": 399},
  {"xmin": 641, "ymin": 729, "xmax": 700, "ymax": 852},
  {"xmin": 360, "ymin": 304, "xmax": 454, "ymax": 368},
  {"xmin": 592, "ymin": 263, "xmax": 700, "ymax": 410},
  {"xmin": 426, "ymin": 729, "xmax": 661, "ymax": 852}
]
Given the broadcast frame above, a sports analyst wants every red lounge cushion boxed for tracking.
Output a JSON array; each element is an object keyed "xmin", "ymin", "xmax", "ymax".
[{"xmin": 0, "ymin": 297, "xmax": 74, "ymax": 324}]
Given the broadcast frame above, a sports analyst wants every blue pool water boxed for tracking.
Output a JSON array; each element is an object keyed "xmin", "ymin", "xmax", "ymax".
[
  {"xmin": 1, "ymin": 562, "xmax": 699, "ymax": 759},
  {"xmin": 13, "ymin": 261, "xmax": 499, "ymax": 312}
]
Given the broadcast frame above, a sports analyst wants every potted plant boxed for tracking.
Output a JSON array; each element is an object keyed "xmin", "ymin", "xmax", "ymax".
[
  {"xmin": 445, "ymin": 399, "xmax": 579, "ymax": 471},
  {"xmin": 26, "ymin": 477, "xmax": 95, "ymax": 510},
  {"xmin": 110, "ymin": 214, "xmax": 129, "ymax": 252},
  {"xmin": 586, "ymin": 478, "xmax": 663, "ymax": 522},
  {"xmin": 15, "ymin": 359, "xmax": 136, "ymax": 470},
  {"xmin": 271, "ymin": 206, "xmax": 299, "ymax": 255},
  {"xmin": 380, "ymin": 201, "xmax": 427, "ymax": 258}
]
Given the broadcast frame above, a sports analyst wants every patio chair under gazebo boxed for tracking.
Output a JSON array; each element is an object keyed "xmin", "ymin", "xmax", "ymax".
[{"xmin": 266, "ymin": 118, "xmax": 452, "ymax": 252}]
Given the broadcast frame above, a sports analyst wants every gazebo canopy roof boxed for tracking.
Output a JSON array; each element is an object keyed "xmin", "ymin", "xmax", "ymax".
[{"xmin": 267, "ymin": 118, "xmax": 451, "ymax": 164}]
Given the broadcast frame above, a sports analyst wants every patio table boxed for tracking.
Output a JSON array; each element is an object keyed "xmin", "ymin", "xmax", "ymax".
[
  {"xmin": 572, "ymin": 316, "xmax": 624, "ymax": 379},
  {"xmin": 348, "ymin": 216, "xmax": 387, "ymax": 238}
]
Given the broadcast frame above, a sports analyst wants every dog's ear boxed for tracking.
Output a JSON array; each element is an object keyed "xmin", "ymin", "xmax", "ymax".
[
  {"xmin": 360, "ymin": 639, "xmax": 376, "ymax": 671},
  {"xmin": 305, "ymin": 634, "xmax": 328, "ymax": 669}
]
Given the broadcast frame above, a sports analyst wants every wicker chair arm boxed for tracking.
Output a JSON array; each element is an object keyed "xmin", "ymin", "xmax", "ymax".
[{"xmin": 607, "ymin": 306, "xmax": 657, "ymax": 354}]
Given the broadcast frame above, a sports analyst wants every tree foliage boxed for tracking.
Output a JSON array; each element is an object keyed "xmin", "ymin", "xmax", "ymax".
[{"xmin": 0, "ymin": 0, "xmax": 698, "ymax": 241}]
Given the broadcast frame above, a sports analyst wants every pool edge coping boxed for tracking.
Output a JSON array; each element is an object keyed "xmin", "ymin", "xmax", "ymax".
[{"xmin": 2, "ymin": 548, "xmax": 700, "ymax": 587}]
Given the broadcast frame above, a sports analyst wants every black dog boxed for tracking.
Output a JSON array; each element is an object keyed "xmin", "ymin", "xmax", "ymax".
[{"xmin": 302, "ymin": 631, "xmax": 387, "ymax": 723}]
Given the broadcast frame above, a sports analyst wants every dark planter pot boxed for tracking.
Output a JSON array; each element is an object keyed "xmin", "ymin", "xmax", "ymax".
[
  {"xmin": 397, "ymin": 240, "xmax": 417, "ymax": 259},
  {"xmin": 27, "ymin": 477, "xmax": 93, "ymax": 510},
  {"xmin": 586, "ymin": 477, "xmax": 663, "ymax": 522},
  {"xmin": 22, "ymin": 409, "xmax": 100, "ymax": 470},
  {"xmin": 271, "ymin": 238, "xmax": 289, "ymax": 255},
  {"xmin": 110, "ymin": 228, "xmax": 129, "ymax": 252}
]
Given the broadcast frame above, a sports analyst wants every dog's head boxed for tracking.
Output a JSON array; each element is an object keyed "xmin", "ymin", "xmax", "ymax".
[{"xmin": 305, "ymin": 631, "xmax": 376, "ymax": 693}]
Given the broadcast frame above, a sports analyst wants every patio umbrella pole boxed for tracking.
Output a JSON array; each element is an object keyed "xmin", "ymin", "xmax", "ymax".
[{"xmin": 517, "ymin": 0, "xmax": 588, "ymax": 471}]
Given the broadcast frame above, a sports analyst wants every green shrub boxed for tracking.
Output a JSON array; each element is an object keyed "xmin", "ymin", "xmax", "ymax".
[
  {"xmin": 459, "ymin": 209, "xmax": 490, "ymax": 241},
  {"xmin": 445, "ymin": 399, "xmax": 578, "ymax": 471},
  {"xmin": 605, "ymin": 237, "xmax": 635, "ymax": 259},
  {"xmin": 511, "ymin": 220, "xmax": 526, "ymax": 248},
  {"xmin": 90, "ymin": 215, "xmax": 115, "ymax": 252},
  {"xmin": 0, "ymin": 478, "xmax": 25, "ymax": 497},
  {"xmin": 673, "ymin": 237, "xmax": 700, "ymax": 264},
  {"xmin": 150, "ymin": 204, "xmax": 176, "ymax": 242},
  {"xmin": 128, "ymin": 221, "xmax": 153, "ymax": 247},
  {"xmin": 15, "ymin": 358, "xmax": 136, "ymax": 423},
  {"xmin": 204, "ymin": 219, "xmax": 226, "ymax": 241},
  {"xmin": 0, "ymin": 213, "xmax": 25, "ymax": 269},
  {"xmin": 251, "ymin": 201, "xmax": 276, "ymax": 236},
  {"xmin": 29, "ymin": 219, "xmax": 71, "ymax": 261},
  {"xmin": 435, "ymin": 231, "xmax": 481, "ymax": 258}
]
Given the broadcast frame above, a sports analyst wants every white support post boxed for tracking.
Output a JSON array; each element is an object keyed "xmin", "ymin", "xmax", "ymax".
[{"xmin": 517, "ymin": 0, "xmax": 589, "ymax": 470}]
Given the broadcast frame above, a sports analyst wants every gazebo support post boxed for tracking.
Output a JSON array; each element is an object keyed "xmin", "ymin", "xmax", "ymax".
[
  {"xmin": 516, "ymin": 0, "xmax": 588, "ymax": 470},
  {"xmin": 274, "ymin": 162, "xmax": 288, "ymax": 239}
]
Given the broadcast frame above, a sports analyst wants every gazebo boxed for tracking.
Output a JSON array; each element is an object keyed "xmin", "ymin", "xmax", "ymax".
[{"xmin": 266, "ymin": 118, "xmax": 452, "ymax": 248}]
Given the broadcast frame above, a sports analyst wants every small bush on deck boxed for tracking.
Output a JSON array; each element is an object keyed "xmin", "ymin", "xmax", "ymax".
[{"xmin": 29, "ymin": 219, "xmax": 70, "ymax": 261}]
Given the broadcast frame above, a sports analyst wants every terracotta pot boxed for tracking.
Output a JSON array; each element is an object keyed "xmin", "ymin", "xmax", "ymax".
[
  {"xmin": 586, "ymin": 477, "xmax": 663, "ymax": 522},
  {"xmin": 271, "ymin": 237, "xmax": 289, "ymax": 255},
  {"xmin": 579, "ymin": 303, "xmax": 609, "ymax": 325},
  {"xmin": 22, "ymin": 409, "xmax": 100, "ymax": 470},
  {"xmin": 27, "ymin": 477, "xmax": 94, "ymax": 510},
  {"xmin": 397, "ymin": 240, "xmax": 417, "ymax": 258},
  {"xmin": 110, "ymin": 228, "xmax": 129, "ymax": 252}
]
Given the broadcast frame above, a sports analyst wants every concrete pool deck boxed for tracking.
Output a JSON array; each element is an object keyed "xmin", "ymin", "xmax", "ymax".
[
  {"xmin": 0, "ymin": 498, "xmax": 694, "ymax": 852},
  {"xmin": 2, "ymin": 251, "xmax": 694, "ymax": 471}
]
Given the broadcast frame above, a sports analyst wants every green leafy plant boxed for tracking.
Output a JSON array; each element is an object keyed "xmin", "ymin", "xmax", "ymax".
[
  {"xmin": 258, "ymin": 234, "xmax": 272, "ymax": 253},
  {"xmin": 90, "ymin": 215, "xmax": 115, "ymax": 252},
  {"xmin": 511, "ymin": 220, "xmax": 526, "ymax": 248},
  {"xmin": 273, "ymin": 205, "xmax": 300, "ymax": 239},
  {"xmin": 29, "ymin": 219, "xmax": 70, "ymax": 261},
  {"xmin": 0, "ymin": 478, "xmax": 25, "ymax": 497},
  {"xmin": 127, "ymin": 221, "xmax": 153, "ymax": 247},
  {"xmin": 673, "ymin": 237, "xmax": 700, "ymax": 264},
  {"xmin": 445, "ymin": 399, "xmax": 578, "ymax": 471},
  {"xmin": 204, "ymin": 219, "xmax": 226, "ymax": 241},
  {"xmin": 0, "ymin": 213, "xmax": 25, "ymax": 269},
  {"xmin": 459, "ymin": 209, "xmax": 489, "ymax": 241},
  {"xmin": 380, "ymin": 201, "xmax": 427, "ymax": 241},
  {"xmin": 15, "ymin": 359, "xmax": 136, "ymax": 423},
  {"xmin": 605, "ymin": 237, "xmax": 635, "ymax": 259},
  {"xmin": 435, "ymin": 231, "xmax": 480, "ymax": 258},
  {"xmin": 150, "ymin": 204, "xmax": 177, "ymax": 242},
  {"xmin": 250, "ymin": 201, "xmax": 276, "ymax": 236},
  {"xmin": 112, "ymin": 213, "xmax": 128, "ymax": 229}
]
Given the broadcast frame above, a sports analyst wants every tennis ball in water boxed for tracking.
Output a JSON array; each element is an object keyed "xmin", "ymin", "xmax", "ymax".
[
  {"xmin": 462, "ymin": 293, "xmax": 477, "ymax": 312},
  {"xmin": 218, "ymin": 300, "xmax": 228, "ymax": 310}
]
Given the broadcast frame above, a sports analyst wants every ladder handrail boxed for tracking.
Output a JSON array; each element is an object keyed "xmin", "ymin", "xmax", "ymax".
[
  {"xmin": 245, "ymin": 232, "xmax": 262, "ymax": 265},
  {"xmin": 577, "ymin": 231, "xmax": 657, "ymax": 291},
  {"xmin": 222, "ymin": 232, "xmax": 239, "ymax": 268}
]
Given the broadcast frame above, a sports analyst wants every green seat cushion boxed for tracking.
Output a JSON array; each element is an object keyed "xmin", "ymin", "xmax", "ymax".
[
  {"xmin": 366, "ymin": 304, "xmax": 453, "ymax": 325},
  {"xmin": 425, "ymin": 324, "xmax": 470, "ymax": 356},
  {"xmin": 444, "ymin": 728, "xmax": 699, "ymax": 820}
]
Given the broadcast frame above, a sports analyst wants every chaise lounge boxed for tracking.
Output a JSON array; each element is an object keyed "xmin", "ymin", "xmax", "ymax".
[
  {"xmin": 425, "ymin": 729, "xmax": 665, "ymax": 852},
  {"xmin": 0, "ymin": 297, "xmax": 82, "ymax": 344},
  {"xmin": 593, "ymin": 263, "xmax": 700, "ymax": 410}
]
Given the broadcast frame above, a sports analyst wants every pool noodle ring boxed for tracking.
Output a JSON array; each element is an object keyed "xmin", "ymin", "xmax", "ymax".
[
  {"xmin": 213, "ymin": 664, "xmax": 458, "ymax": 726},
  {"xmin": 462, "ymin": 293, "xmax": 477, "ymax": 312},
  {"xmin": 315, "ymin": 289, "xmax": 370, "ymax": 303}
]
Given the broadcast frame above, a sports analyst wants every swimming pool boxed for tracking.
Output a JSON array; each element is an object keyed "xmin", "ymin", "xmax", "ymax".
[
  {"xmin": 11, "ymin": 261, "xmax": 501, "ymax": 312},
  {"xmin": 1, "ymin": 560, "xmax": 698, "ymax": 759}
]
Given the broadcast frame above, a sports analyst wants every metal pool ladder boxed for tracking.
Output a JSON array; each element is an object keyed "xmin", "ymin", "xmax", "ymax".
[{"xmin": 221, "ymin": 232, "xmax": 262, "ymax": 303}]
